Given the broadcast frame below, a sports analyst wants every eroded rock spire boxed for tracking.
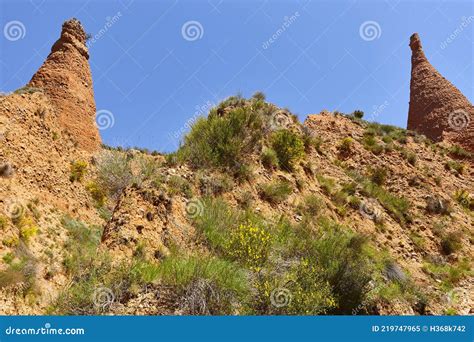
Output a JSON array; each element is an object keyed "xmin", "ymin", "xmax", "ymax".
[
  {"xmin": 407, "ymin": 33, "xmax": 473, "ymax": 153},
  {"xmin": 29, "ymin": 18, "xmax": 101, "ymax": 151}
]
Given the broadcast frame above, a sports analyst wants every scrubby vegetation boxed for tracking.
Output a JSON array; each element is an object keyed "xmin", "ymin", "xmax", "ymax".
[
  {"xmin": 4, "ymin": 94, "xmax": 471, "ymax": 316},
  {"xmin": 270, "ymin": 130, "xmax": 305, "ymax": 171},
  {"xmin": 69, "ymin": 160, "xmax": 88, "ymax": 182},
  {"xmin": 176, "ymin": 103, "xmax": 264, "ymax": 169},
  {"xmin": 454, "ymin": 190, "xmax": 473, "ymax": 210},
  {"xmin": 0, "ymin": 238, "xmax": 39, "ymax": 302},
  {"xmin": 261, "ymin": 148, "xmax": 279, "ymax": 169},
  {"xmin": 445, "ymin": 160, "xmax": 465, "ymax": 175},
  {"xmin": 338, "ymin": 137, "xmax": 353, "ymax": 156},
  {"xmin": 260, "ymin": 180, "xmax": 293, "ymax": 204}
]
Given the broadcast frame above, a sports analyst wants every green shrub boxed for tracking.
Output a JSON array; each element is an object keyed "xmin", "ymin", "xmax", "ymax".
[
  {"xmin": 445, "ymin": 160, "xmax": 465, "ymax": 174},
  {"xmin": 61, "ymin": 217, "xmax": 103, "ymax": 276},
  {"xmin": 423, "ymin": 258, "xmax": 470, "ymax": 290},
  {"xmin": 2, "ymin": 252, "xmax": 14, "ymax": 265},
  {"xmin": 454, "ymin": 190, "xmax": 473, "ymax": 210},
  {"xmin": 441, "ymin": 232, "xmax": 462, "ymax": 255},
  {"xmin": 362, "ymin": 135, "xmax": 384, "ymax": 155},
  {"xmin": 382, "ymin": 135, "xmax": 393, "ymax": 144},
  {"xmin": 165, "ymin": 152, "xmax": 179, "ymax": 166},
  {"xmin": 167, "ymin": 175, "xmax": 193, "ymax": 198},
  {"xmin": 199, "ymin": 174, "xmax": 233, "ymax": 196},
  {"xmin": 156, "ymin": 254, "xmax": 249, "ymax": 314},
  {"xmin": 18, "ymin": 217, "xmax": 39, "ymax": 243},
  {"xmin": 292, "ymin": 218, "xmax": 375, "ymax": 314},
  {"xmin": 178, "ymin": 106, "xmax": 263, "ymax": 169},
  {"xmin": 298, "ymin": 194, "xmax": 323, "ymax": 216},
  {"xmin": 448, "ymin": 145, "xmax": 471, "ymax": 159},
  {"xmin": 50, "ymin": 256, "xmax": 159, "ymax": 314},
  {"xmin": 270, "ymin": 129, "xmax": 305, "ymax": 171},
  {"xmin": 69, "ymin": 160, "xmax": 88, "ymax": 182},
  {"xmin": 50, "ymin": 217, "xmax": 161, "ymax": 314},
  {"xmin": 232, "ymin": 163, "xmax": 254, "ymax": 183},
  {"xmin": 410, "ymin": 232, "xmax": 426, "ymax": 252},
  {"xmin": 261, "ymin": 148, "xmax": 279, "ymax": 169},
  {"xmin": 194, "ymin": 198, "xmax": 236, "ymax": 252},
  {"xmin": 252, "ymin": 91, "xmax": 266, "ymax": 101},
  {"xmin": 356, "ymin": 175, "xmax": 410, "ymax": 225},
  {"xmin": 337, "ymin": 137, "xmax": 353, "ymax": 155},
  {"xmin": 14, "ymin": 86, "xmax": 42, "ymax": 95},
  {"xmin": 401, "ymin": 150, "xmax": 417, "ymax": 166},
  {"xmin": 260, "ymin": 180, "xmax": 293, "ymax": 204},
  {"xmin": 85, "ymin": 181, "xmax": 107, "ymax": 207},
  {"xmin": 216, "ymin": 94, "xmax": 246, "ymax": 112},
  {"xmin": 95, "ymin": 150, "xmax": 133, "ymax": 199},
  {"xmin": 254, "ymin": 260, "xmax": 336, "ymax": 315},
  {"xmin": 0, "ymin": 251, "xmax": 37, "ymax": 295},
  {"xmin": 301, "ymin": 128, "xmax": 323, "ymax": 153},
  {"xmin": 316, "ymin": 174, "xmax": 336, "ymax": 195},
  {"xmin": 0, "ymin": 216, "xmax": 7, "ymax": 230},
  {"xmin": 135, "ymin": 156, "xmax": 160, "ymax": 182},
  {"xmin": 353, "ymin": 110, "xmax": 364, "ymax": 119},
  {"xmin": 238, "ymin": 191, "xmax": 254, "ymax": 209},
  {"xmin": 369, "ymin": 167, "xmax": 388, "ymax": 186}
]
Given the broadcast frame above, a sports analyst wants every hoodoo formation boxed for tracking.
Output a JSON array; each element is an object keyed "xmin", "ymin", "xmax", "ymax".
[
  {"xmin": 29, "ymin": 18, "xmax": 101, "ymax": 151},
  {"xmin": 407, "ymin": 33, "xmax": 473, "ymax": 153}
]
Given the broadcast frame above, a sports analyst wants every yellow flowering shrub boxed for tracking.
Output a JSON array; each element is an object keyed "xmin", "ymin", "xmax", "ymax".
[
  {"xmin": 227, "ymin": 223, "xmax": 271, "ymax": 271},
  {"xmin": 69, "ymin": 160, "xmax": 88, "ymax": 182},
  {"xmin": 285, "ymin": 259, "xmax": 336, "ymax": 314},
  {"xmin": 85, "ymin": 181, "xmax": 107, "ymax": 207},
  {"xmin": 18, "ymin": 217, "xmax": 39, "ymax": 243},
  {"xmin": 252, "ymin": 259, "xmax": 336, "ymax": 315},
  {"xmin": 0, "ymin": 215, "xmax": 7, "ymax": 230}
]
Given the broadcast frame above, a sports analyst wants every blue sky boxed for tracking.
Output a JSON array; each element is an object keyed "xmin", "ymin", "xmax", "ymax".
[{"xmin": 1, "ymin": 0, "xmax": 473, "ymax": 152}]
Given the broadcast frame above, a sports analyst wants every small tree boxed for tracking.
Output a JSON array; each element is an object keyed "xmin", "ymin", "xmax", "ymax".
[
  {"xmin": 353, "ymin": 110, "xmax": 364, "ymax": 119},
  {"xmin": 270, "ymin": 130, "xmax": 305, "ymax": 171}
]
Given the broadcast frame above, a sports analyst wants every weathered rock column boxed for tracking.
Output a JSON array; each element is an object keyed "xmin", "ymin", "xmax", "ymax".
[
  {"xmin": 29, "ymin": 18, "xmax": 101, "ymax": 151},
  {"xmin": 407, "ymin": 33, "xmax": 473, "ymax": 152}
]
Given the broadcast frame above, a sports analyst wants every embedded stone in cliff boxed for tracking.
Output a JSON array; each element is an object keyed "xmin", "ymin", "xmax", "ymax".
[
  {"xmin": 28, "ymin": 18, "xmax": 101, "ymax": 151},
  {"xmin": 407, "ymin": 33, "xmax": 473, "ymax": 153}
]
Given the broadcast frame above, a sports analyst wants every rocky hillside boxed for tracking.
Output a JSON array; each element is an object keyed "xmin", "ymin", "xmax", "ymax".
[{"xmin": 0, "ymin": 19, "xmax": 472, "ymax": 316}]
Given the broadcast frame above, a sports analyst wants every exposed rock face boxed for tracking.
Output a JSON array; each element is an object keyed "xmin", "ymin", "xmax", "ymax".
[
  {"xmin": 101, "ymin": 185, "xmax": 193, "ymax": 261},
  {"xmin": 407, "ymin": 33, "xmax": 473, "ymax": 152},
  {"xmin": 29, "ymin": 18, "xmax": 101, "ymax": 151}
]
